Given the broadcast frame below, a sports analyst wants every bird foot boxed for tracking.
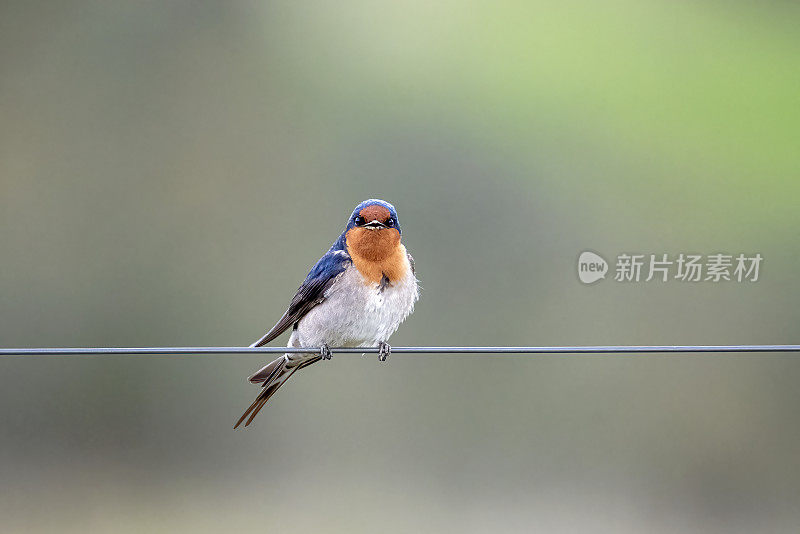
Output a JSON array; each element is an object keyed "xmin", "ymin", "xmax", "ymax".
[
  {"xmin": 320, "ymin": 344, "xmax": 332, "ymax": 360},
  {"xmin": 378, "ymin": 342, "xmax": 391, "ymax": 362}
]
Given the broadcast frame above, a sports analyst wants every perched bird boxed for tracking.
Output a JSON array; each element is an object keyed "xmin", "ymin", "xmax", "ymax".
[{"xmin": 235, "ymin": 199, "xmax": 419, "ymax": 428}]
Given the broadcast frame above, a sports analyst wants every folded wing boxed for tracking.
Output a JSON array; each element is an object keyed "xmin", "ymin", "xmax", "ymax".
[{"xmin": 251, "ymin": 250, "xmax": 351, "ymax": 347}]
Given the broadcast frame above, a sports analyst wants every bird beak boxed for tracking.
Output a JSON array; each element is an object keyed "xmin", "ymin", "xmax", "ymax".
[{"xmin": 363, "ymin": 219, "xmax": 388, "ymax": 229}]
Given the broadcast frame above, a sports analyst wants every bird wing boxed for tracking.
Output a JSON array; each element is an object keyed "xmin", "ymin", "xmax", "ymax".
[{"xmin": 251, "ymin": 250, "xmax": 351, "ymax": 347}]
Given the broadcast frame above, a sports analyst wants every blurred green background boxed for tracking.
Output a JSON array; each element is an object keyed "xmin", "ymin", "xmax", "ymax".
[{"xmin": 1, "ymin": 1, "xmax": 799, "ymax": 532}]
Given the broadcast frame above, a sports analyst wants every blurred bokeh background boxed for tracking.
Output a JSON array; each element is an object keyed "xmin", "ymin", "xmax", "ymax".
[{"xmin": 1, "ymin": 1, "xmax": 799, "ymax": 532}]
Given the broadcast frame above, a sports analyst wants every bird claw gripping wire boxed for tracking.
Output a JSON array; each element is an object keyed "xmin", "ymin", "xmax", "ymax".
[
  {"xmin": 378, "ymin": 342, "xmax": 391, "ymax": 362},
  {"xmin": 319, "ymin": 344, "xmax": 332, "ymax": 360}
]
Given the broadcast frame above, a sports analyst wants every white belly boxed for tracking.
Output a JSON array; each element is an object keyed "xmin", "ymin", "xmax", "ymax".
[{"xmin": 291, "ymin": 263, "xmax": 418, "ymax": 348}]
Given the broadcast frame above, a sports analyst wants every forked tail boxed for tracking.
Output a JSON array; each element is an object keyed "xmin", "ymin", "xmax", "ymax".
[{"xmin": 234, "ymin": 353, "xmax": 321, "ymax": 428}]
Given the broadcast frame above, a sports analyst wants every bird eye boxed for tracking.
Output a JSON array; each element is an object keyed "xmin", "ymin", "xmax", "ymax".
[
  {"xmin": 386, "ymin": 218, "xmax": 395, "ymax": 227},
  {"xmin": 354, "ymin": 216, "xmax": 366, "ymax": 226}
]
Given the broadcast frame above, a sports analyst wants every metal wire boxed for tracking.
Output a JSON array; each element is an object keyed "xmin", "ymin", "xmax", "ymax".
[{"xmin": 0, "ymin": 345, "xmax": 798, "ymax": 356}]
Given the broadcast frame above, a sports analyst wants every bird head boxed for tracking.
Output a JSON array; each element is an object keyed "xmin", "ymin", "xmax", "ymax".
[
  {"xmin": 344, "ymin": 199, "xmax": 403, "ymax": 262},
  {"xmin": 346, "ymin": 199, "xmax": 400, "ymax": 233}
]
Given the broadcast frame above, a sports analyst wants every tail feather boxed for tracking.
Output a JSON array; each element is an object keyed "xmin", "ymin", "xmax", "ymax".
[
  {"xmin": 234, "ymin": 353, "xmax": 322, "ymax": 429},
  {"xmin": 247, "ymin": 355, "xmax": 285, "ymax": 384}
]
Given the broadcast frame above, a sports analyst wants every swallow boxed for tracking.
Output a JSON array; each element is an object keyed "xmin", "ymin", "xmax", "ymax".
[{"xmin": 235, "ymin": 199, "xmax": 419, "ymax": 428}]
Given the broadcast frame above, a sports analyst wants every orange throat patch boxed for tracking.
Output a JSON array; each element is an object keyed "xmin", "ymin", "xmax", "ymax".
[{"xmin": 345, "ymin": 228, "xmax": 408, "ymax": 285}]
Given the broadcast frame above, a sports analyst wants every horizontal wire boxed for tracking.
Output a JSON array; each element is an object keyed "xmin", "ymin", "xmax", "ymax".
[{"xmin": 0, "ymin": 345, "xmax": 798, "ymax": 356}]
